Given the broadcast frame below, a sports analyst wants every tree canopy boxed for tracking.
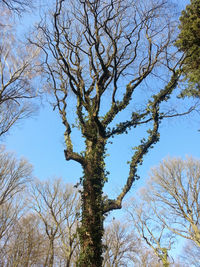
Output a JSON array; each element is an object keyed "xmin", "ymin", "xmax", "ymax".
[{"xmin": 176, "ymin": 0, "xmax": 200, "ymax": 97}]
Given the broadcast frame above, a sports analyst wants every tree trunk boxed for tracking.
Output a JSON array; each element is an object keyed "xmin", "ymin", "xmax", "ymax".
[
  {"xmin": 49, "ymin": 238, "xmax": 54, "ymax": 267},
  {"xmin": 44, "ymin": 238, "xmax": 54, "ymax": 267},
  {"xmin": 78, "ymin": 137, "xmax": 106, "ymax": 267},
  {"xmin": 161, "ymin": 250, "xmax": 170, "ymax": 267}
]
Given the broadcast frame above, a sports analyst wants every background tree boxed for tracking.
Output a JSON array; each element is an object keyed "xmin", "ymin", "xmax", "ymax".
[
  {"xmin": 0, "ymin": 146, "xmax": 32, "ymax": 265},
  {"xmin": 1, "ymin": 213, "xmax": 48, "ymax": 266},
  {"xmin": 145, "ymin": 157, "xmax": 200, "ymax": 247},
  {"xmin": 134, "ymin": 248, "xmax": 172, "ymax": 267},
  {"xmin": 103, "ymin": 220, "xmax": 139, "ymax": 267},
  {"xmin": 127, "ymin": 196, "xmax": 175, "ymax": 267},
  {"xmin": 0, "ymin": 10, "xmax": 40, "ymax": 138},
  {"xmin": 179, "ymin": 240, "xmax": 200, "ymax": 267},
  {"xmin": 0, "ymin": 0, "xmax": 33, "ymax": 14},
  {"xmin": 29, "ymin": 178, "xmax": 81, "ymax": 267},
  {"xmin": 0, "ymin": 146, "xmax": 32, "ymax": 206},
  {"xmin": 0, "ymin": 198, "xmax": 24, "ymax": 251},
  {"xmin": 133, "ymin": 248, "xmax": 166, "ymax": 267},
  {"xmin": 176, "ymin": 0, "xmax": 200, "ymax": 97},
  {"xmin": 31, "ymin": 0, "xmax": 196, "ymax": 265}
]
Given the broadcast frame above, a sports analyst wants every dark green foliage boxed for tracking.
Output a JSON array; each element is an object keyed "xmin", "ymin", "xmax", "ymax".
[{"xmin": 176, "ymin": 0, "xmax": 200, "ymax": 97}]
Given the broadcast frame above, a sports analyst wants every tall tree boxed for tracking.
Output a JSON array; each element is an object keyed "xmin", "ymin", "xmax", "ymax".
[
  {"xmin": 176, "ymin": 0, "xmax": 200, "ymax": 97},
  {"xmin": 31, "ymin": 0, "xmax": 195, "ymax": 265}
]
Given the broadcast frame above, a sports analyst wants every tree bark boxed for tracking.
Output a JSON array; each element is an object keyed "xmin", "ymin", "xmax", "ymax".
[
  {"xmin": 49, "ymin": 238, "xmax": 54, "ymax": 267},
  {"xmin": 78, "ymin": 136, "xmax": 106, "ymax": 267},
  {"xmin": 44, "ymin": 237, "xmax": 54, "ymax": 267}
]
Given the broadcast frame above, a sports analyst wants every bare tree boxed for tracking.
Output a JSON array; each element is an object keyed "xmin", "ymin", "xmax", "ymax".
[
  {"xmin": 132, "ymin": 246, "xmax": 169, "ymax": 267},
  {"xmin": 0, "ymin": 10, "xmax": 40, "ymax": 138},
  {"xmin": 0, "ymin": 146, "xmax": 32, "ymax": 206},
  {"xmin": 103, "ymin": 220, "xmax": 139, "ymax": 267},
  {"xmin": 103, "ymin": 218, "xmax": 169, "ymax": 267},
  {"xmin": 0, "ymin": 0, "xmax": 33, "ymax": 14},
  {"xmin": 29, "ymin": 178, "xmax": 81, "ymax": 267},
  {"xmin": 1, "ymin": 213, "xmax": 48, "ymax": 266},
  {"xmin": 0, "ymin": 146, "xmax": 32, "ymax": 265},
  {"xmin": 145, "ymin": 157, "xmax": 200, "ymax": 248},
  {"xmin": 30, "ymin": 0, "xmax": 197, "ymax": 265},
  {"xmin": 53, "ymin": 182, "xmax": 81, "ymax": 267},
  {"xmin": 0, "ymin": 146, "xmax": 32, "ymax": 266},
  {"xmin": 179, "ymin": 240, "xmax": 200, "ymax": 267},
  {"xmin": 127, "ymin": 196, "xmax": 175, "ymax": 267},
  {"xmin": 0, "ymin": 198, "xmax": 24, "ymax": 249}
]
